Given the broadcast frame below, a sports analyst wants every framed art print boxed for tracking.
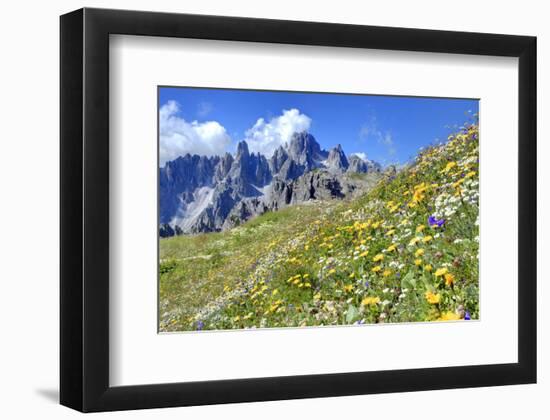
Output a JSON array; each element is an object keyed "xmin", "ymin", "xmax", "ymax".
[{"xmin": 60, "ymin": 8, "xmax": 536, "ymax": 412}]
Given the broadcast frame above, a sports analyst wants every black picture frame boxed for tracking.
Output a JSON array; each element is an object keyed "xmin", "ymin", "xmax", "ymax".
[{"xmin": 60, "ymin": 7, "xmax": 537, "ymax": 412}]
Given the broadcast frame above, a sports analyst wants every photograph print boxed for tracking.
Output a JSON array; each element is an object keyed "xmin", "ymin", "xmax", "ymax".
[{"xmin": 158, "ymin": 87, "xmax": 480, "ymax": 332}]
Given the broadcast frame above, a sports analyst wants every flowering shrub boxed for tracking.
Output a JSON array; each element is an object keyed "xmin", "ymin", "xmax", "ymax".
[{"xmin": 160, "ymin": 123, "xmax": 479, "ymax": 331}]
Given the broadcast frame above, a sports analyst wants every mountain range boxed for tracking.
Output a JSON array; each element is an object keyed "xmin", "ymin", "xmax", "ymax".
[{"xmin": 159, "ymin": 131, "xmax": 382, "ymax": 236}]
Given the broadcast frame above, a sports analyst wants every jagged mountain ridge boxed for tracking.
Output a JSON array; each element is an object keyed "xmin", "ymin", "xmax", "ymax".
[{"xmin": 159, "ymin": 131, "xmax": 381, "ymax": 236}]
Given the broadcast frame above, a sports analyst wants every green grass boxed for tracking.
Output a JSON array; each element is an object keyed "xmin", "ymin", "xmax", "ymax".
[
  {"xmin": 160, "ymin": 123, "xmax": 479, "ymax": 331},
  {"xmin": 159, "ymin": 202, "xmax": 341, "ymax": 331}
]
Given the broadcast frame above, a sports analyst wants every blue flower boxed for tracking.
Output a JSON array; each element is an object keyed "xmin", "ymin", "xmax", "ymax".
[
  {"xmin": 464, "ymin": 311, "xmax": 471, "ymax": 321},
  {"xmin": 196, "ymin": 320, "xmax": 204, "ymax": 330},
  {"xmin": 364, "ymin": 281, "xmax": 370, "ymax": 288},
  {"xmin": 428, "ymin": 215, "xmax": 445, "ymax": 228}
]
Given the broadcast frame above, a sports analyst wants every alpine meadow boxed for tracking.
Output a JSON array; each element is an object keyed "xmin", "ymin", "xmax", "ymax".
[{"xmin": 158, "ymin": 88, "xmax": 479, "ymax": 332}]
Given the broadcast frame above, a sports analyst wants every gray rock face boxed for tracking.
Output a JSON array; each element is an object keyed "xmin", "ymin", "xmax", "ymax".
[
  {"xmin": 159, "ymin": 154, "xmax": 219, "ymax": 224},
  {"xmin": 287, "ymin": 131, "xmax": 327, "ymax": 167},
  {"xmin": 214, "ymin": 152, "xmax": 234, "ymax": 181},
  {"xmin": 347, "ymin": 154, "xmax": 382, "ymax": 174},
  {"xmin": 348, "ymin": 155, "xmax": 368, "ymax": 173},
  {"xmin": 326, "ymin": 144, "xmax": 349, "ymax": 173},
  {"xmin": 265, "ymin": 170, "xmax": 375, "ymax": 210},
  {"xmin": 269, "ymin": 146, "xmax": 288, "ymax": 174},
  {"xmin": 159, "ymin": 132, "xmax": 382, "ymax": 235}
]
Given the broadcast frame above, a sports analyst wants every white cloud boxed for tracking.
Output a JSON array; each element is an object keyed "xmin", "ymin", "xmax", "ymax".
[
  {"xmin": 351, "ymin": 152, "xmax": 369, "ymax": 161},
  {"xmin": 359, "ymin": 116, "xmax": 396, "ymax": 156},
  {"xmin": 381, "ymin": 132, "xmax": 396, "ymax": 156},
  {"xmin": 197, "ymin": 101, "xmax": 213, "ymax": 117},
  {"xmin": 159, "ymin": 100, "xmax": 231, "ymax": 166},
  {"xmin": 244, "ymin": 108, "xmax": 312, "ymax": 157}
]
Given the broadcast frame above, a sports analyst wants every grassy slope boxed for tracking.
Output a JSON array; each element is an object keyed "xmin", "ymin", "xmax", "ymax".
[{"xmin": 160, "ymin": 123, "xmax": 479, "ymax": 331}]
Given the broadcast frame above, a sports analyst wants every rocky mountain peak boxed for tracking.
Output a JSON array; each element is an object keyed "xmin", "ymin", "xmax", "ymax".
[
  {"xmin": 326, "ymin": 144, "xmax": 349, "ymax": 173},
  {"xmin": 287, "ymin": 131, "xmax": 326, "ymax": 165},
  {"xmin": 269, "ymin": 145, "xmax": 289, "ymax": 174},
  {"xmin": 160, "ymin": 131, "xmax": 382, "ymax": 235},
  {"xmin": 236, "ymin": 140, "xmax": 250, "ymax": 159},
  {"xmin": 348, "ymin": 154, "xmax": 382, "ymax": 174}
]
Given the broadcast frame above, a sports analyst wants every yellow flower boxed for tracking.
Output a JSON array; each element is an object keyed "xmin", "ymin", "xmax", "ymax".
[
  {"xmin": 465, "ymin": 171, "xmax": 477, "ymax": 178},
  {"xmin": 425, "ymin": 291, "xmax": 441, "ymax": 304},
  {"xmin": 343, "ymin": 284, "xmax": 354, "ymax": 293},
  {"xmin": 387, "ymin": 244, "xmax": 397, "ymax": 252},
  {"xmin": 328, "ymin": 268, "xmax": 336, "ymax": 274},
  {"xmin": 371, "ymin": 265, "xmax": 382, "ymax": 273},
  {"xmin": 383, "ymin": 269, "xmax": 392, "ymax": 277},
  {"xmin": 415, "ymin": 248, "xmax": 425, "ymax": 257},
  {"xmin": 414, "ymin": 259, "xmax": 422, "ymax": 266},
  {"xmin": 359, "ymin": 250, "xmax": 369, "ymax": 258},
  {"xmin": 416, "ymin": 224, "xmax": 426, "ymax": 233},
  {"xmin": 435, "ymin": 267, "xmax": 448, "ymax": 277},
  {"xmin": 304, "ymin": 282, "xmax": 312, "ymax": 288},
  {"xmin": 233, "ymin": 315, "xmax": 241, "ymax": 322},
  {"xmin": 444, "ymin": 273, "xmax": 455, "ymax": 286},
  {"xmin": 444, "ymin": 161, "xmax": 457, "ymax": 172},
  {"xmin": 361, "ymin": 296, "xmax": 381, "ymax": 306},
  {"xmin": 424, "ymin": 264, "xmax": 433, "ymax": 272},
  {"xmin": 452, "ymin": 178, "xmax": 465, "ymax": 188},
  {"xmin": 349, "ymin": 272, "xmax": 355, "ymax": 278},
  {"xmin": 303, "ymin": 273, "xmax": 310, "ymax": 278},
  {"xmin": 412, "ymin": 190, "xmax": 424, "ymax": 203},
  {"xmin": 313, "ymin": 293, "xmax": 321, "ymax": 300},
  {"xmin": 409, "ymin": 237, "xmax": 421, "ymax": 246},
  {"xmin": 422, "ymin": 235, "xmax": 433, "ymax": 243},
  {"xmin": 373, "ymin": 253, "xmax": 384, "ymax": 262},
  {"xmin": 438, "ymin": 311, "xmax": 461, "ymax": 321},
  {"xmin": 386, "ymin": 229, "xmax": 396, "ymax": 236}
]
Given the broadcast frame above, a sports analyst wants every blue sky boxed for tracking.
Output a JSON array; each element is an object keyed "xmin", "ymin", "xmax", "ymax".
[{"xmin": 158, "ymin": 86, "xmax": 478, "ymax": 166}]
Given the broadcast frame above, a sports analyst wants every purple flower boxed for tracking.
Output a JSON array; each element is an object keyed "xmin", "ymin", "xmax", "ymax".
[
  {"xmin": 428, "ymin": 215, "xmax": 445, "ymax": 228},
  {"xmin": 464, "ymin": 311, "xmax": 471, "ymax": 321},
  {"xmin": 196, "ymin": 320, "xmax": 204, "ymax": 330},
  {"xmin": 364, "ymin": 281, "xmax": 370, "ymax": 288}
]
